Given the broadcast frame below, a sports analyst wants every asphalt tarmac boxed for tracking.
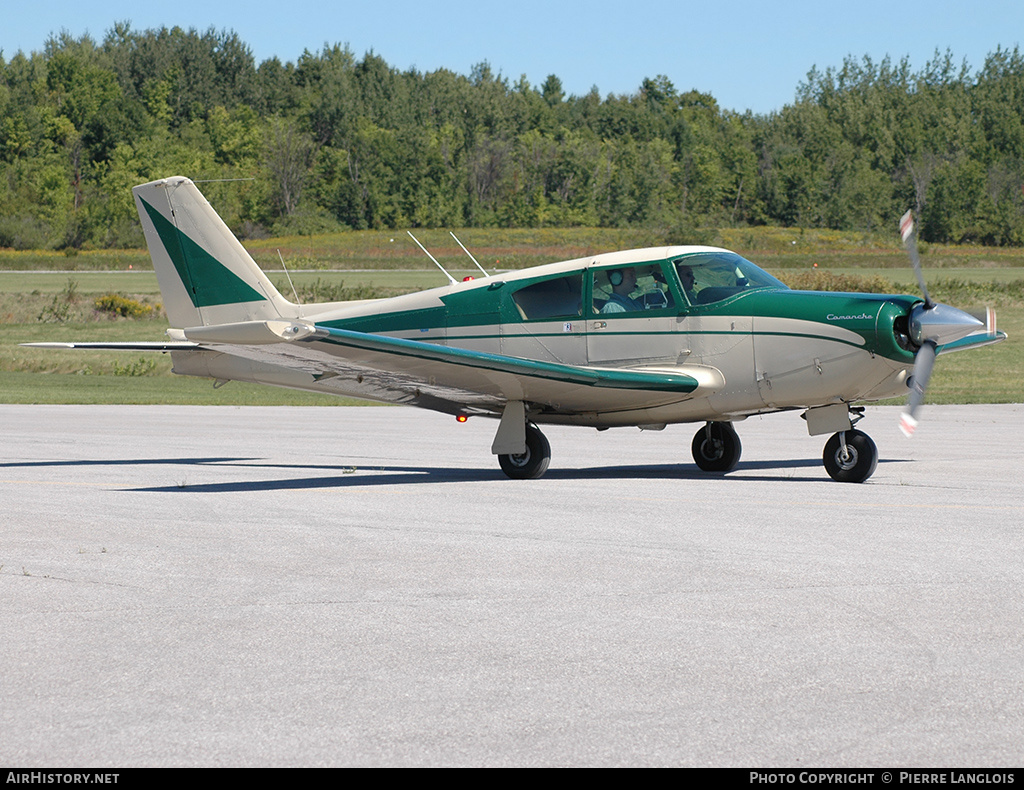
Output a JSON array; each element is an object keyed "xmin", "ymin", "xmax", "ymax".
[{"xmin": 2, "ymin": 403, "xmax": 1022, "ymax": 767}]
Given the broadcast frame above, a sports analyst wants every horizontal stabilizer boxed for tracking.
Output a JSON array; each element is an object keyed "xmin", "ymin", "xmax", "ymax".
[{"xmin": 22, "ymin": 341, "xmax": 198, "ymax": 351}]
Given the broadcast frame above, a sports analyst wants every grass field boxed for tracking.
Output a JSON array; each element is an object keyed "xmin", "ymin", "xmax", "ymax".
[
  {"xmin": 7, "ymin": 224, "xmax": 1024, "ymax": 272},
  {"xmin": 2, "ymin": 226, "xmax": 1021, "ymax": 406}
]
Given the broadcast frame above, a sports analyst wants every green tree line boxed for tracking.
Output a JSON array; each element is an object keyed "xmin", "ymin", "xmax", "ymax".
[{"xmin": 3, "ymin": 23, "xmax": 1024, "ymax": 249}]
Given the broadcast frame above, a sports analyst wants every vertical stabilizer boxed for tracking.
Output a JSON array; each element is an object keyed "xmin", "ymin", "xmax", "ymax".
[{"xmin": 132, "ymin": 177, "xmax": 296, "ymax": 328}]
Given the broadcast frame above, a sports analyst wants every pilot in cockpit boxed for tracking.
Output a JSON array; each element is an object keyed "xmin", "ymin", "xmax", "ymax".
[{"xmin": 677, "ymin": 264, "xmax": 697, "ymax": 302}]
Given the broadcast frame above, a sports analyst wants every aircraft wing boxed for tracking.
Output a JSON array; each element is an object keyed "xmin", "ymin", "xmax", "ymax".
[
  {"xmin": 26, "ymin": 322, "xmax": 724, "ymax": 416},
  {"xmin": 937, "ymin": 329, "xmax": 1008, "ymax": 355},
  {"xmin": 224, "ymin": 322, "xmax": 722, "ymax": 415}
]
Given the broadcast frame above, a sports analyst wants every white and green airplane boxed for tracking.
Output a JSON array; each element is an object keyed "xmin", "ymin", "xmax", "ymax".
[{"xmin": 32, "ymin": 176, "xmax": 1006, "ymax": 482}]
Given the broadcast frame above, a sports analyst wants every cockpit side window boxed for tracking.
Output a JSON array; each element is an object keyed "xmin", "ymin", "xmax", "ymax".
[
  {"xmin": 510, "ymin": 273, "xmax": 583, "ymax": 320},
  {"xmin": 591, "ymin": 264, "xmax": 675, "ymax": 315}
]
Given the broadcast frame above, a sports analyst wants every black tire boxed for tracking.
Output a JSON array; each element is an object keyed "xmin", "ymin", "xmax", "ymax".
[
  {"xmin": 691, "ymin": 422, "xmax": 742, "ymax": 472},
  {"xmin": 823, "ymin": 430, "xmax": 878, "ymax": 483},
  {"xmin": 498, "ymin": 424, "xmax": 551, "ymax": 480}
]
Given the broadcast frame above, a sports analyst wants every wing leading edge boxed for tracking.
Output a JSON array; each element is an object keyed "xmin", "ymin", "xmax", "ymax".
[{"xmin": 314, "ymin": 325, "xmax": 702, "ymax": 392}]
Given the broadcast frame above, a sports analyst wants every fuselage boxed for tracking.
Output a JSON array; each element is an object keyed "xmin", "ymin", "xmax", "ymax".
[{"xmin": 291, "ymin": 246, "xmax": 921, "ymax": 426}]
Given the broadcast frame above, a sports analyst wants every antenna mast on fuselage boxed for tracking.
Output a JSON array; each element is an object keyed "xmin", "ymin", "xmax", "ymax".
[
  {"xmin": 407, "ymin": 231, "xmax": 456, "ymax": 285},
  {"xmin": 450, "ymin": 231, "xmax": 490, "ymax": 278}
]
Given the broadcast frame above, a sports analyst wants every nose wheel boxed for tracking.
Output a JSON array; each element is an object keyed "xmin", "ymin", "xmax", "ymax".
[{"xmin": 822, "ymin": 429, "xmax": 878, "ymax": 483}]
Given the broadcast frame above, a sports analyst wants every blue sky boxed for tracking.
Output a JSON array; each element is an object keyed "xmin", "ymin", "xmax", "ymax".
[{"xmin": 2, "ymin": 0, "xmax": 1022, "ymax": 115}]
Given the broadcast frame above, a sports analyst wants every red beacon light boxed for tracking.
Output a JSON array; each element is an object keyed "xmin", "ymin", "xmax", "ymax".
[
  {"xmin": 455, "ymin": 414, "xmax": 468, "ymax": 423},
  {"xmin": 462, "ymin": 276, "xmax": 475, "ymax": 282}
]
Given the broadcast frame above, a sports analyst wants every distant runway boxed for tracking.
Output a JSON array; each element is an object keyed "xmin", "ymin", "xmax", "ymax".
[{"xmin": 2, "ymin": 404, "xmax": 1023, "ymax": 767}]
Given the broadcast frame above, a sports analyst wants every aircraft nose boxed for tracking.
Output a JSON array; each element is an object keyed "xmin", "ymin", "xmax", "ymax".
[{"xmin": 909, "ymin": 302, "xmax": 983, "ymax": 347}]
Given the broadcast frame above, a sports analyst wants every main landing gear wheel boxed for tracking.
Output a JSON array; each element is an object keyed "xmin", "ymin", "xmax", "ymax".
[
  {"xmin": 823, "ymin": 429, "xmax": 878, "ymax": 483},
  {"xmin": 498, "ymin": 423, "xmax": 551, "ymax": 480},
  {"xmin": 691, "ymin": 421, "xmax": 742, "ymax": 472}
]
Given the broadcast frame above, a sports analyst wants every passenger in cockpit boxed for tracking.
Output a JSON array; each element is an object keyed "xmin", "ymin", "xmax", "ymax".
[{"xmin": 601, "ymin": 268, "xmax": 643, "ymax": 313}]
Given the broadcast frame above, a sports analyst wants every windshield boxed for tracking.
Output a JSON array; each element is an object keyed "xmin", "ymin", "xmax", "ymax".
[{"xmin": 673, "ymin": 251, "xmax": 787, "ymax": 305}]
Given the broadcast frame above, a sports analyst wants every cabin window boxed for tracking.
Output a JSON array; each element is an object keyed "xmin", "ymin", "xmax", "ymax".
[
  {"xmin": 510, "ymin": 273, "xmax": 583, "ymax": 320},
  {"xmin": 591, "ymin": 265, "xmax": 676, "ymax": 315}
]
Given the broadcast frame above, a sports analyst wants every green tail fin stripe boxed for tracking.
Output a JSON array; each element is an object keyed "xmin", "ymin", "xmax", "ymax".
[{"xmin": 140, "ymin": 197, "xmax": 267, "ymax": 308}]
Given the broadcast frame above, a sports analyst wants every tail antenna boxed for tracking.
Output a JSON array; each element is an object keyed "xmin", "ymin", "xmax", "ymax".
[
  {"xmin": 449, "ymin": 231, "xmax": 490, "ymax": 278},
  {"xmin": 407, "ymin": 231, "xmax": 456, "ymax": 285},
  {"xmin": 277, "ymin": 249, "xmax": 303, "ymax": 316}
]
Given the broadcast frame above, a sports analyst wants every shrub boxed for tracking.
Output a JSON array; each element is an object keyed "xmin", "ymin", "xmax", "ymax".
[
  {"xmin": 94, "ymin": 294, "xmax": 155, "ymax": 318},
  {"xmin": 37, "ymin": 279, "xmax": 80, "ymax": 322}
]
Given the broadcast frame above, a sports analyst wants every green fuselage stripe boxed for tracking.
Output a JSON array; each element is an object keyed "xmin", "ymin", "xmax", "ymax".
[{"xmin": 414, "ymin": 328, "xmax": 875, "ymax": 354}]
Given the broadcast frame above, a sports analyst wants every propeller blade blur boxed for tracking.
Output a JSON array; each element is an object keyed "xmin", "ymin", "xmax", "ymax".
[
  {"xmin": 900, "ymin": 339, "xmax": 937, "ymax": 438},
  {"xmin": 900, "ymin": 210, "xmax": 933, "ymax": 309},
  {"xmin": 966, "ymin": 306, "xmax": 998, "ymax": 337}
]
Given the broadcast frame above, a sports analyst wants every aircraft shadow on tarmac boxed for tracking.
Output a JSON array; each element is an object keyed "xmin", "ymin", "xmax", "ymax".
[
  {"xmin": 85, "ymin": 455, "xmax": 908, "ymax": 493},
  {"xmin": 0, "ymin": 457, "xmax": 251, "ymax": 470}
]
